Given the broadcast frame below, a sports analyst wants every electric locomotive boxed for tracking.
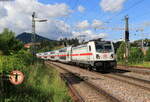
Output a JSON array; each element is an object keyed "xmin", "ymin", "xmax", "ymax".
[{"xmin": 71, "ymin": 39, "xmax": 116, "ymax": 71}]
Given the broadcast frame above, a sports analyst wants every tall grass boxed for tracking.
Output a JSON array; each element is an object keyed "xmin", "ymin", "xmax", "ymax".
[{"xmin": 0, "ymin": 51, "xmax": 72, "ymax": 102}]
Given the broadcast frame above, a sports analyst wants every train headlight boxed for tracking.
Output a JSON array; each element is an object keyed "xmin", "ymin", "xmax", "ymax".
[
  {"xmin": 111, "ymin": 54, "xmax": 114, "ymax": 58},
  {"xmin": 96, "ymin": 54, "xmax": 100, "ymax": 59}
]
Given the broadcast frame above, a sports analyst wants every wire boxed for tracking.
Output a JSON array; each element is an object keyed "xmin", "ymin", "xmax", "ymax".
[
  {"xmin": 105, "ymin": 0, "xmax": 145, "ymax": 22},
  {"xmin": 56, "ymin": 0, "xmax": 80, "ymax": 41}
]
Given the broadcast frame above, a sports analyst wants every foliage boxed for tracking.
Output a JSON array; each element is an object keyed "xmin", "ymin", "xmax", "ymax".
[
  {"xmin": 116, "ymin": 42, "xmax": 126, "ymax": 62},
  {"xmin": 2, "ymin": 63, "xmax": 72, "ymax": 102},
  {"xmin": 37, "ymin": 37, "xmax": 79, "ymax": 52},
  {"xmin": 0, "ymin": 50, "xmax": 33, "ymax": 73},
  {"xmin": 128, "ymin": 47, "xmax": 144, "ymax": 64},
  {"xmin": 59, "ymin": 38, "xmax": 79, "ymax": 46},
  {"xmin": 131, "ymin": 39, "xmax": 150, "ymax": 47},
  {"xmin": 0, "ymin": 28, "xmax": 72, "ymax": 101},
  {"xmin": 117, "ymin": 41, "xmax": 144, "ymax": 64},
  {"xmin": 114, "ymin": 41, "xmax": 123, "ymax": 53},
  {"xmin": 144, "ymin": 47, "xmax": 150, "ymax": 61},
  {"xmin": 0, "ymin": 28, "xmax": 23, "ymax": 55},
  {"xmin": 0, "ymin": 53, "xmax": 72, "ymax": 102}
]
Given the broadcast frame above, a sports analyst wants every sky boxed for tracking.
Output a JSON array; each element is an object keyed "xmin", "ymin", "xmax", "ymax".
[{"xmin": 0, "ymin": 0, "xmax": 150, "ymax": 42}]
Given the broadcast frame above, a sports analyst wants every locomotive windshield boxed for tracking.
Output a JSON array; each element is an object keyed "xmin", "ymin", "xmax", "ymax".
[{"xmin": 95, "ymin": 42, "xmax": 112, "ymax": 53}]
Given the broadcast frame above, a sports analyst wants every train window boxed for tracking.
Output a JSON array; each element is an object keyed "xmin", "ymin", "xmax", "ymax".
[
  {"xmin": 95, "ymin": 44, "xmax": 112, "ymax": 52},
  {"xmin": 89, "ymin": 46, "xmax": 91, "ymax": 51},
  {"xmin": 104, "ymin": 45, "xmax": 112, "ymax": 52},
  {"xmin": 51, "ymin": 52, "xmax": 55, "ymax": 54},
  {"xmin": 96, "ymin": 44, "xmax": 103, "ymax": 52},
  {"xmin": 59, "ymin": 49, "xmax": 67, "ymax": 52}
]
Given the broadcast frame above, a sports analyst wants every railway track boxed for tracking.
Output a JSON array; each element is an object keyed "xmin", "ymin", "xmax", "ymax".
[
  {"xmin": 117, "ymin": 65, "xmax": 150, "ymax": 70},
  {"xmin": 117, "ymin": 65, "xmax": 150, "ymax": 75},
  {"xmin": 47, "ymin": 62, "xmax": 121, "ymax": 102},
  {"xmin": 47, "ymin": 61, "xmax": 150, "ymax": 102},
  {"xmin": 101, "ymin": 73, "xmax": 150, "ymax": 91}
]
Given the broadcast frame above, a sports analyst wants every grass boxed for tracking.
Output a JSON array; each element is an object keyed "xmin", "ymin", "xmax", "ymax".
[
  {"xmin": 26, "ymin": 63, "xmax": 72, "ymax": 102},
  {"xmin": 0, "ymin": 55, "xmax": 72, "ymax": 102},
  {"xmin": 129, "ymin": 62, "xmax": 150, "ymax": 68},
  {"xmin": 118, "ymin": 61, "xmax": 150, "ymax": 68}
]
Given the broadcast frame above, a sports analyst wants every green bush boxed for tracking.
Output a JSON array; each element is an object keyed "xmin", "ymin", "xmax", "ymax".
[
  {"xmin": 0, "ymin": 50, "xmax": 32, "ymax": 73},
  {"xmin": 0, "ymin": 28, "xmax": 23, "ymax": 55},
  {"xmin": 116, "ymin": 42, "xmax": 126, "ymax": 62},
  {"xmin": 128, "ymin": 47, "xmax": 144, "ymax": 64},
  {"xmin": 144, "ymin": 47, "xmax": 150, "ymax": 61}
]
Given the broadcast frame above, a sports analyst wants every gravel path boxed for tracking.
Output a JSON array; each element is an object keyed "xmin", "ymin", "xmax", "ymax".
[{"xmin": 52, "ymin": 62, "xmax": 150, "ymax": 102}]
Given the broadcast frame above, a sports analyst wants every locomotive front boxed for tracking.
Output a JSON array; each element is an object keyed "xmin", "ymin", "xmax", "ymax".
[{"xmin": 93, "ymin": 41, "xmax": 116, "ymax": 70}]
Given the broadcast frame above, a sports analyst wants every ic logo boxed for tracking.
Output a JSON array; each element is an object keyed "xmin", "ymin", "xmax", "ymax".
[{"xmin": 103, "ymin": 54, "xmax": 108, "ymax": 58}]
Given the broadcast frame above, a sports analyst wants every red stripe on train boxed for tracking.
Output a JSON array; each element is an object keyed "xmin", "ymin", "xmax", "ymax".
[{"xmin": 79, "ymin": 53, "xmax": 93, "ymax": 56}]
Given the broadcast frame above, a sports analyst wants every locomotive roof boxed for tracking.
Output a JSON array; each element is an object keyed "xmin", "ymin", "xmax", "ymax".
[{"xmin": 72, "ymin": 40, "xmax": 111, "ymax": 47}]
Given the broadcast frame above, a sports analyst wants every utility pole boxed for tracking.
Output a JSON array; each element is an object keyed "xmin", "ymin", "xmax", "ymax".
[
  {"xmin": 32, "ymin": 12, "xmax": 36, "ymax": 56},
  {"xmin": 124, "ymin": 15, "xmax": 129, "ymax": 65}
]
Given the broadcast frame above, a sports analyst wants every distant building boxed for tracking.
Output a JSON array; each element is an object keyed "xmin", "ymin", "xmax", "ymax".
[{"xmin": 24, "ymin": 43, "xmax": 40, "ymax": 48}]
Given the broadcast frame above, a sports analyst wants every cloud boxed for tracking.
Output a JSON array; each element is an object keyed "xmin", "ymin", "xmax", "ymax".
[
  {"xmin": 77, "ymin": 5, "xmax": 85, "ymax": 13},
  {"xmin": 36, "ymin": 20, "xmax": 72, "ymax": 39},
  {"xmin": 76, "ymin": 20, "xmax": 90, "ymax": 29},
  {"xmin": 0, "ymin": 6, "xmax": 7, "ymax": 18},
  {"xmin": 142, "ymin": 22, "xmax": 150, "ymax": 27},
  {"xmin": 100, "ymin": 0, "xmax": 126, "ymax": 12},
  {"xmin": 92, "ymin": 19, "xmax": 103, "ymax": 28},
  {"xmin": 0, "ymin": 0, "xmax": 72, "ymax": 39},
  {"xmin": 72, "ymin": 30, "xmax": 108, "ymax": 41}
]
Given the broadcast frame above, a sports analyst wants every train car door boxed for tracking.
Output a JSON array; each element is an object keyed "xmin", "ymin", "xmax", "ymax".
[{"xmin": 88, "ymin": 45, "xmax": 92, "ymax": 61}]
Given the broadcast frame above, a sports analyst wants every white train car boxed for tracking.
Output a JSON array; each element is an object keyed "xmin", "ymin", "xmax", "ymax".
[
  {"xmin": 58, "ymin": 47, "xmax": 72, "ymax": 63},
  {"xmin": 36, "ymin": 53, "xmax": 42, "ymax": 58},
  {"xmin": 71, "ymin": 40, "xmax": 116, "ymax": 70},
  {"xmin": 42, "ymin": 52, "xmax": 50, "ymax": 60},
  {"xmin": 48, "ymin": 50, "xmax": 59, "ymax": 61},
  {"xmin": 36, "ymin": 52, "xmax": 46, "ymax": 60}
]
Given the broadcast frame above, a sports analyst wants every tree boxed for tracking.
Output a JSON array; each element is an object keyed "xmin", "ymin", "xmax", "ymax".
[
  {"xmin": 144, "ymin": 47, "xmax": 150, "ymax": 61},
  {"xmin": 116, "ymin": 42, "xmax": 126, "ymax": 62},
  {"xmin": 0, "ymin": 28, "xmax": 23, "ymax": 55},
  {"xmin": 114, "ymin": 41, "xmax": 123, "ymax": 53},
  {"xmin": 128, "ymin": 47, "xmax": 144, "ymax": 64}
]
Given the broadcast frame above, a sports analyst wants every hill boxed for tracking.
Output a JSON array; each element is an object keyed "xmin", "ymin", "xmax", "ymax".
[{"xmin": 16, "ymin": 32, "xmax": 53, "ymax": 43}]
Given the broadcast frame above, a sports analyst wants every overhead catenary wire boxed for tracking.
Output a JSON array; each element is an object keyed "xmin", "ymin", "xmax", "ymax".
[
  {"xmin": 104, "ymin": 0, "xmax": 145, "ymax": 23},
  {"xmin": 55, "ymin": 0, "xmax": 80, "ymax": 44}
]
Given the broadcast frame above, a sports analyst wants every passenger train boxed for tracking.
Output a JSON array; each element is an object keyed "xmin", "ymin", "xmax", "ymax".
[{"xmin": 36, "ymin": 39, "xmax": 117, "ymax": 71}]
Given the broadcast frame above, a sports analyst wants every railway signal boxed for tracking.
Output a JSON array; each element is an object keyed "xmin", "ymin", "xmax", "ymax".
[{"xmin": 31, "ymin": 12, "xmax": 47, "ymax": 57}]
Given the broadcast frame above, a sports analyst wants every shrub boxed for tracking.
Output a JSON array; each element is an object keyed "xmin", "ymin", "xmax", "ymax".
[
  {"xmin": 128, "ymin": 47, "xmax": 144, "ymax": 64},
  {"xmin": 116, "ymin": 42, "xmax": 126, "ymax": 62},
  {"xmin": 0, "ymin": 50, "xmax": 33, "ymax": 73},
  {"xmin": 144, "ymin": 47, "xmax": 150, "ymax": 61},
  {"xmin": 0, "ymin": 28, "xmax": 23, "ymax": 55}
]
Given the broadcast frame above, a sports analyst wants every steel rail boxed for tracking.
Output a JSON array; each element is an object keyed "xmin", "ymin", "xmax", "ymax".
[{"xmin": 48, "ymin": 62, "xmax": 121, "ymax": 102}]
